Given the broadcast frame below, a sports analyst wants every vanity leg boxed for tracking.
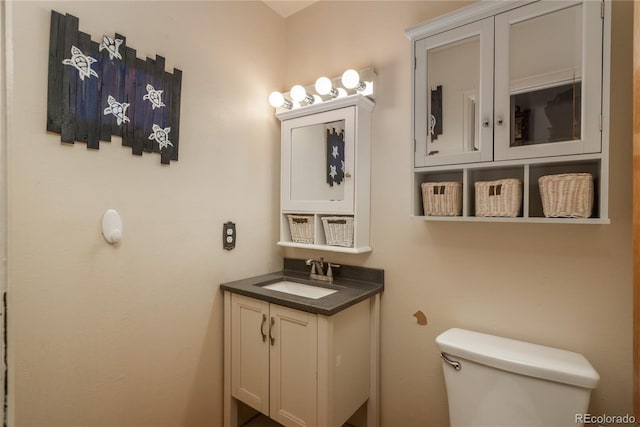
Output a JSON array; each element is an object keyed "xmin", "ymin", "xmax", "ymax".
[
  {"xmin": 368, "ymin": 295, "xmax": 381, "ymax": 427},
  {"xmin": 224, "ymin": 292, "xmax": 238, "ymax": 427}
]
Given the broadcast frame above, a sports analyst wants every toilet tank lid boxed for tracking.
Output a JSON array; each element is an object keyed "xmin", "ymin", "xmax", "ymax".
[{"xmin": 436, "ymin": 328, "xmax": 600, "ymax": 389}]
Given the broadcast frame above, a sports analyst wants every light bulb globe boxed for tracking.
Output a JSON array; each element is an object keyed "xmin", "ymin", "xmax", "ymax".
[
  {"xmin": 268, "ymin": 91, "xmax": 285, "ymax": 108},
  {"xmin": 315, "ymin": 77, "xmax": 333, "ymax": 95},
  {"xmin": 290, "ymin": 85, "xmax": 307, "ymax": 102},
  {"xmin": 341, "ymin": 69, "xmax": 360, "ymax": 89}
]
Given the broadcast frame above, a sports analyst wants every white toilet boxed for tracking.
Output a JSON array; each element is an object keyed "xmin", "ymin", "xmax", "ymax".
[{"xmin": 436, "ymin": 328, "xmax": 600, "ymax": 427}]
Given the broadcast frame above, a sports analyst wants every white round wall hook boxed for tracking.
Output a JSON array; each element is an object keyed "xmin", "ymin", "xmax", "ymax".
[{"xmin": 102, "ymin": 209, "xmax": 123, "ymax": 244}]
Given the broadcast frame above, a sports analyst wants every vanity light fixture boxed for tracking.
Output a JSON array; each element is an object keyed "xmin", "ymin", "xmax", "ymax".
[
  {"xmin": 268, "ymin": 91, "xmax": 293, "ymax": 109},
  {"xmin": 315, "ymin": 76, "xmax": 339, "ymax": 99},
  {"xmin": 290, "ymin": 85, "xmax": 316, "ymax": 105},
  {"xmin": 341, "ymin": 69, "xmax": 367, "ymax": 92},
  {"xmin": 268, "ymin": 67, "xmax": 376, "ymax": 112}
]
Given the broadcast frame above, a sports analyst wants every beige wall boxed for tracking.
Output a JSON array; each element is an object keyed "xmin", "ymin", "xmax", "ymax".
[
  {"xmin": 5, "ymin": 0, "xmax": 634, "ymax": 426},
  {"xmin": 7, "ymin": 1, "xmax": 284, "ymax": 425},
  {"xmin": 283, "ymin": 1, "xmax": 634, "ymax": 425}
]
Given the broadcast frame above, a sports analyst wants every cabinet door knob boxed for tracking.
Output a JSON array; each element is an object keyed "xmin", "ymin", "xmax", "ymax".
[
  {"xmin": 260, "ymin": 314, "xmax": 267, "ymax": 342},
  {"xmin": 482, "ymin": 121, "xmax": 490, "ymax": 128},
  {"xmin": 496, "ymin": 118, "xmax": 504, "ymax": 127},
  {"xmin": 269, "ymin": 317, "xmax": 275, "ymax": 345},
  {"xmin": 345, "ymin": 172, "xmax": 352, "ymax": 178}
]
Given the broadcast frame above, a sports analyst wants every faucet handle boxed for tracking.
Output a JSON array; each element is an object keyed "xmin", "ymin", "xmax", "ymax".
[{"xmin": 326, "ymin": 263, "xmax": 340, "ymax": 278}]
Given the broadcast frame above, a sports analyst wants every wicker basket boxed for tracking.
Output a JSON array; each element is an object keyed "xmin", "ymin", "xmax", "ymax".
[
  {"xmin": 539, "ymin": 173, "xmax": 594, "ymax": 218},
  {"xmin": 421, "ymin": 182, "xmax": 462, "ymax": 216},
  {"xmin": 475, "ymin": 178, "xmax": 522, "ymax": 217},
  {"xmin": 287, "ymin": 215, "xmax": 314, "ymax": 244},
  {"xmin": 321, "ymin": 216, "xmax": 354, "ymax": 247}
]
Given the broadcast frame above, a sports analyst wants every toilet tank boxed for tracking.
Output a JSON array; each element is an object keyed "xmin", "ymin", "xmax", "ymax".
[{"xmin": 436, "ymin": 328, "xmax": 600, "ymax": 427}]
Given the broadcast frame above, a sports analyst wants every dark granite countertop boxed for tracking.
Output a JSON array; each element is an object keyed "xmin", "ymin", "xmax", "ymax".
[{"xmin": 220, "ymin": 258, "xmax": 384, "ymax": 316}]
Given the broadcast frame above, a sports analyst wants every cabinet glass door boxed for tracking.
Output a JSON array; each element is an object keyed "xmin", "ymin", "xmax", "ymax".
[
  {"xmin": 414, "ymin": 18, "xmax": 494, "ymax": 167},
  {"xmin": 494, "ymin": 1, "xmax": 602, "ymax": 160}
]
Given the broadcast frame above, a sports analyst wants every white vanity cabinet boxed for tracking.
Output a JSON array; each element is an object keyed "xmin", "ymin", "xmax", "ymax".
[
  {"xmin": 408, "ymin": 0, "xmax": 611, "ymax": 222},
  {"xmin": 277, "ymin": 95, "xmax": 374, "ymax": 253},
  {"xmin": 225, "ymin": 293, "xmax": 372, "ymax": 427}
]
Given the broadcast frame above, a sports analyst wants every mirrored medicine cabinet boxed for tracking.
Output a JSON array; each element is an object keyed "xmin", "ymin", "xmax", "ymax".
[
  {"xmin": 407, "ymin": 0, "xmax": 611, "ymax": 223},
  {"xmin": 276, "ymin": 95, "xmax": 374, "ymax": 253}
]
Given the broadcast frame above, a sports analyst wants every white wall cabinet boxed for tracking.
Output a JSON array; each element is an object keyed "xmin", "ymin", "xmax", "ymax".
[
  {"xmin": 277, "ymin": 95, "xmax": 374, "ymax": 252},
  {"xmin": 407, "ymin": 0, "xmax": 611, "ymax": 222},
  {"xmin": 225, "ymin": 293, "xmax": 373, "ymax": 427}
]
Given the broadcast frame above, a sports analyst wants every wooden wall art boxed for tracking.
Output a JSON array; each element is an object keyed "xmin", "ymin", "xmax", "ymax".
[{"xmin": 47, "ymin": 11, "xmax": 183, "ymax": 164}]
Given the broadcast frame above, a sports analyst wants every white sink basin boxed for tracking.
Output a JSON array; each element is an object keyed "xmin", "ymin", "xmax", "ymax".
[{"xmin": 262, "ymin": 281, "xmax": 338, "ymax": 299}]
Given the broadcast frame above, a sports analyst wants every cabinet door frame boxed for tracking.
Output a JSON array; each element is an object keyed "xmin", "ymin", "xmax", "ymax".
[
  {"xmin": 230, "ymin": 294, "xmax": 270, "ymax": 415},
  {"xmin": 281, "ymin": 107, "xmax": 356, "ymax": 214},
  {"xmin": 493, "ymin": 0, "xmax": 603, "ymax": 160},
  {"xmin": 269, "ymin": 304, "xmax": 318, "ymax": 427},
  {"xmin": 414, "ymin": 18, "xmax": 494, "ymax": 167}
]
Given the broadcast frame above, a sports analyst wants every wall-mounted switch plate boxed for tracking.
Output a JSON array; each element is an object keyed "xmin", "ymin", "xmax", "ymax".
[{"xmin": 223, "ymin": 222, "xmax": 236, "ymax": 250}]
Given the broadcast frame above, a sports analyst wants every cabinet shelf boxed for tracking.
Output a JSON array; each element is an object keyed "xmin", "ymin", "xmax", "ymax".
[
  {"xmin": 279, "ymin": 213, "xmax": 371, "ymax": 253},
  {"xmin": 276, "ymin": 241, "xmax": 372, "ymax": 254},
  {"xmin": 412, "ymin": 215, "xmax": 610, "ymax": 225},
  {"xmin": 412, "ymin": 158, "xmax": 607, "ymax": 222}
]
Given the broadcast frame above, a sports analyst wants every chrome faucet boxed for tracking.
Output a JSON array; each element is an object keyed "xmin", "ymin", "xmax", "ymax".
[
  {"xmin": 305, "ymin": 257, "xmax": 323, "ymax": 275},
  {"xmin": 305, "ymin": 257, "xmax": 340, "ymax": 282}
]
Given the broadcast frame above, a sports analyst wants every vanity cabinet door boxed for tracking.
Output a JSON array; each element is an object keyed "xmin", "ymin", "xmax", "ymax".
[
  {"xmin": 231, "ymin": 295, "xmax": 318, "ymax": 427},
  {"xmin": 414, "ymin": 18, "xmax": 494, "ymax": 167},
  {"xmin": 282, "ymin": 107, "xmax": 355, "ymax": 214},
  {"xmin": 493, "ymin": 0, "xmax": 603, "ymax": 160},
  {"xmin": 269, "ymin": 304, "xmax": 318, "ymax": 427},
  {"xmin": 231, "ymin": 294, "xmax": 270, "ymax": 415}
]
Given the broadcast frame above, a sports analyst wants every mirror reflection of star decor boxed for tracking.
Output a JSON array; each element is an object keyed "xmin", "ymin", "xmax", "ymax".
[
  {"xmin": 46, "ymin": 11, "xmax": 182, "ymax": 165},
  {"xmin": 326, "ymin": 128, "xmax": 345, "ymax": 187}
]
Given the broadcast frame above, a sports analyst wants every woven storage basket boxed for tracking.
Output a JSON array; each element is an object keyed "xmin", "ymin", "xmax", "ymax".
[
  {"xmin": 475, "ymin": 178, "xmax": 522, "ymax": 217},
  {"xmin": 539, "ymin": 173, "xmax": 594, "ymax": 218},
  {"xmin": 421, "ymin": 182, "xmax": 462, "ymax": 216},
  {"xmin": 287, "ymin": 214, "xmax": 314, "ymax": 244},
  {"xmin": 321, "ymin": 216, "xmax": 354, "ymax": 247}
]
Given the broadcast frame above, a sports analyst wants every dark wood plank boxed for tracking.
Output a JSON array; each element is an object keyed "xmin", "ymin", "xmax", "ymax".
[
  {"xmin": 132, "ymin": 57, "xmax": 147, "ymax": 155},
  {"xmin": 151, "ymin": 55, "xmax": 165, "ymax": 154},
  {"xmin": 122, "ymin": 46, "xmax": 136, "ymax": 148},
  {"xmin": 168, "ymin": 68, "xmax": 182, "ymax": 162},
  {"xmin": 46, "ymin": 11, "xmax": 65, "ymax": 133},
  {"xmin": 113, "ymin": 33, "xmax": 127, "ymax": 138},
  {"xmin": 60, "ymin": 13, "xmax": 79, "ymax": 143},
  {"xmin": 98, "ymin": 36, "xmax": 115, "ymax": 142},
  {"xmin": 86, "ymin": 39, "xmax": 101, "ymax": 149},
  {"xmin": 142, "ymin": 57, "xmax": 155, "ymax": 153},
  {"xmin": 159, "ymin": 68, "xmax": 172, "ymax": 164},
  {"xmin": 75, "ymin": 31, "xmax": 91, "ymax": 145}
]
